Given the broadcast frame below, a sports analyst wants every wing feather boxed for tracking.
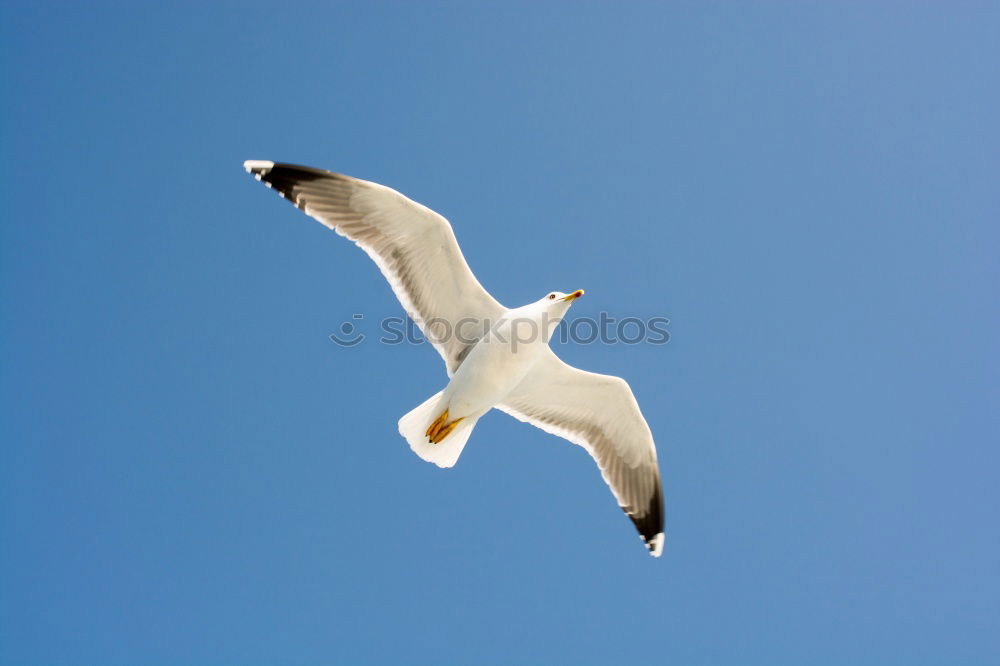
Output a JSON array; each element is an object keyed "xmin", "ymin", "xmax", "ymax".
[
  {"xmin": 244, "ymin": 161, "xmax": 505, "ymax": 374},
  {"xmin": 499, "ymin": 348, "xmax": 664, "ymax": 556}
]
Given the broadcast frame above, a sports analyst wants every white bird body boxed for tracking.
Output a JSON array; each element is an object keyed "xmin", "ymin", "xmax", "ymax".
[
  {"xmin": 244, "ymin": 160, "xmax": 666, "ymax": 556},
  {"xmin": 444, "ymin": 301, "xmax": 558, "ymax": 419},
  {"xmin": 398, "ymin": 296, "xmax": 580, "ymax": 472}
]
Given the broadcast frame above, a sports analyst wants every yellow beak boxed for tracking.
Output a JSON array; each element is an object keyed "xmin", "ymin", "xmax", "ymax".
[{"xmin": 561, "ymin": 289, "xmax": 585, "ymax": 302}]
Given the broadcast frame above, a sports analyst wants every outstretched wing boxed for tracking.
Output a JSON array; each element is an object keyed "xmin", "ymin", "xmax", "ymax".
[
  {"xmin": 244, "ymin": 160, "xmax": 505, "ymax": 375},
  {"xmin": 498, "ymin": 348, "xmax": 664, "ymax": 556}
]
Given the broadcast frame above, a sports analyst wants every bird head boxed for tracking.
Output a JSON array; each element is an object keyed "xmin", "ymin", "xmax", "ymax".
[
  {"xmin": 526, "ymin": 289, "xmax": 581, "ymax": 341},
  {"xmin": 540, "ymin": 289, "xmax": 584, "ymax": 309}
]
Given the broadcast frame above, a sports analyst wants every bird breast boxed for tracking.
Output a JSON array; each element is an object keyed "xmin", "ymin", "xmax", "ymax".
[{"xmin": 443, "ymin": 319, "xmax": 548, "ymax": 418}]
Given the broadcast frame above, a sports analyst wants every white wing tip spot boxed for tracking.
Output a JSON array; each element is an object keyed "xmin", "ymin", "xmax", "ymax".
[
  {"xmin": 243, "ymin": 160, "xmax": 275, "ymax": 178},
  {"xmin": 648, "ymin": 533, "xmax": 664, "ymax": 557}
]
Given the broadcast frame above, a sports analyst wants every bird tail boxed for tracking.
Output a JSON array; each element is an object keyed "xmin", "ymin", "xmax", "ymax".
[{"xmin": 398, "ymin": 391, "xmax": 479, "ymax": 468}]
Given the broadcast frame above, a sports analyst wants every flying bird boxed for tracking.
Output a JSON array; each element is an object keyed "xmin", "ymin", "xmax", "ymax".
[{"xmin": 244, "ymin": 160, "xmax": 665, "ymax": 556}]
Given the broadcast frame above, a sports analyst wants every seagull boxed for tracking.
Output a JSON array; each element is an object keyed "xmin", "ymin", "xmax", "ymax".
[{"xmin": 244, "ymin": 160, "xmax": 665, "ymax": 556}]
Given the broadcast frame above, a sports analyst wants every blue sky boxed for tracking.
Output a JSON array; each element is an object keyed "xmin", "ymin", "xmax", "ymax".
[{"xmin": 2, "ymin": 2, "xmax": 998, "ymax": 664}]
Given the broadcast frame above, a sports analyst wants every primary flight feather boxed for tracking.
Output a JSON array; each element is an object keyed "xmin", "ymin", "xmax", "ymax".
[{"xmin": 244, "ymin": 160, "xmax": 665, "ymax": 556}]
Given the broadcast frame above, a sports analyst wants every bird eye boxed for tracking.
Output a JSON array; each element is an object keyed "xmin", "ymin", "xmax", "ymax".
[{"xmin": 548, "ymin": 293, "xmax": 555, "ymax": 300}]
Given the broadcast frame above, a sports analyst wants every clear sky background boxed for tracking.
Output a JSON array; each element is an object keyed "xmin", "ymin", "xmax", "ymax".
[{"xmin": 2, "ymin": 2, "xmax": 998, "ymax": 664}]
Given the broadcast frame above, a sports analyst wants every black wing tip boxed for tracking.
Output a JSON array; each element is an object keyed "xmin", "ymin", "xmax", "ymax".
[
  {"xmin": 243, "ymin": 159, "xmax": 340, "ymax": 182},
  {"xmin": 630, "ymin": 477, "xmax": 664, "ymax": 557},
  {"xmin": 242, "ymin": 160, "xmax": 343, "ymax": 211}
]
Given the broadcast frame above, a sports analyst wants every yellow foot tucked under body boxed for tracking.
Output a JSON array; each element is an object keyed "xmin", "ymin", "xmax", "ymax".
[
  {"xmin": 425, "ymin": 408, "xmax": 449, "ymax": 440},
  {"xmin": 425, "ymin": 408, "xmax": 465, "ymax": 444}
]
